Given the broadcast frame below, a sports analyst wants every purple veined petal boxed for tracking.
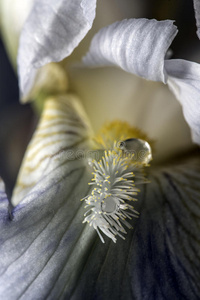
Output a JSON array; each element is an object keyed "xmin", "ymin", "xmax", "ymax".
[
  {"xmin": 193, "ymin": 0, "xmax": 200, "ymax": 39},
  {"xmin": 165, "ymin": 59, "xmax": 200, "ymax": 145},
  {"xmin": 0, "ymin": 156, "xmax": 96, "ymax": 299},
  {"xmin": 83, "ymin": 18, "xmax": 178, "ymax": 83},
  {"xmin": 0, "ymin": 155, "xmax": 199, "ymax": 298},
  {"xmin": 17, "ymin": 0, "xmax": 97, "ymax": 99},
  {"xmin": 69, "ymin": 157, "xmax": 200, "ymax": 299}
]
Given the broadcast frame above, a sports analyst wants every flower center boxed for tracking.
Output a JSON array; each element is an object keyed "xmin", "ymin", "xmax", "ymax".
[
  {"xmin": 92, "ymin": 120, "xmax": 151, "ymax": 150},
  {"xmin": 82, "ymin": 120, "xmax": 152, "ymax": 243}
]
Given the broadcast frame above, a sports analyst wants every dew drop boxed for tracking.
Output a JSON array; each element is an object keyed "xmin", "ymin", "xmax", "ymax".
[
  {"xmin": 101, "ymin": 197, "xmax": 118, "ymax": 214},
  {"xmin": 119, "ymin": 138, "xmax": 152, "ymax": 164}
]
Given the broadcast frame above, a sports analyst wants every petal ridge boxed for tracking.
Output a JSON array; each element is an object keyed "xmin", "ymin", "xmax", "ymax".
[
  {"xmin": 83, "ymin": 18, "xmax": 178, "ymax": 83},
  {"xmin": 18, "ymin": 0, "xmax": 97, "ymax": 98},
  {"xmin": 12, "ymin": 93, "xmax": 92, "ymax": 206}
]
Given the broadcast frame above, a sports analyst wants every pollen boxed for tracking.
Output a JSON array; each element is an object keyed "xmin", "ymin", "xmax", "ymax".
[{"xmin": 93, "ymin": 120, "xmax": 151, "ymax": 150}]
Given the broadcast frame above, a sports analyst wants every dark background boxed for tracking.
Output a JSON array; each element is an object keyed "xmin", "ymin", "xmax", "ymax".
[{"xmin": 0, "ymin": 39, "xmax": 35, "ymax": 197}]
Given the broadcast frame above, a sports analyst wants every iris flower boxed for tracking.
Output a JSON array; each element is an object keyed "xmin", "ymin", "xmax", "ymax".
[{"xmin": 0, "ymin": 0, "xmax": 200, "ymax": 299}]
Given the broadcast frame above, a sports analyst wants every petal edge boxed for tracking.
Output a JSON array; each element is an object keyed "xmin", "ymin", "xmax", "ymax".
[
  {"xmin": 83, "ymin": 18, "xmax": 178, "ymax": 83},
  {"xmin": 165, "ymin": 59, "xmax": 200, "ymax": 145},
  {"xmin": 18, "ymin": 0, "xmax": 97, "ymax": 99}
]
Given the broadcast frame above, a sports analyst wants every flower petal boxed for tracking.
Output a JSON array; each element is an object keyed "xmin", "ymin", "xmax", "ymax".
[
  {"xmin": 0, "ymin": 0, "xmax": 34, "ymax": 69},
  {"xmin": 83, "ymin": 18, "xmax": 177, "ymax": 83},
  {"xmin": 193, "ymin": 0, "xmax": 200, "ymax": 39},
  {"xmin": 1, "ymin": 155, "xmax": 199, "ymax": 298},
  {"xmin": 12, "ymin": 94, "xmax": 93, "ymax": 206},
  {"xmin": 165, "ymin": 59, "xmax": 200, "ymax": 145},
  {"xmin": 83, "ymin": 18, "xmax": 200, "ymax": 146},
  {"xmin": 0, "ymin": 161, "xmax": 95, "ymax": 299},
  {"xmin": 63, "ymin": 155, "xmax": 200, "ymax": 299},
  {"xmin": 18, "ymin": 0, "xmax": 97, "ymax": 98}
]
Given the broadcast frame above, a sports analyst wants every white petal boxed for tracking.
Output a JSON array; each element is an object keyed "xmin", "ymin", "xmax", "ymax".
[
  {"xmin": 83, "ymin": 18, "xmax": 200, "ymax": 147},
  {"xmin": 1, "ymin": 155, "xmax": 199, "ymax": 298},
  {"xmin": 18, "ymin": 0, "xmax": 97, "ymax": 98},
  {"xmin": 65, "ymin": 0, "xmax": 148, "ymax": 65},
  {"xmin": 12, "ymin": 94, "xmax": 93, "ymax": 206},
  {"xmin": 193, "ymin": 0, "xmax": 200, "ymax": 39},
  {"xmin": 83, "ymin": 18, "xmax": 177, "ymax": 83},
  {"xmin": 165, "ymin": 59, "xmax": 200, "ymax": 145}
]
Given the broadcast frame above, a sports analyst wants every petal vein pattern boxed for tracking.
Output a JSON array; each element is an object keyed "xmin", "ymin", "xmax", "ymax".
[
  {"xmin": 0, "ymin": 166, "xmax": 96, "ymax": 300},
  {"xmin": 83, "ymin": 18, "xmax": 178, "ymax": 83},
  {"xmin": 12, "ymin": 94, "xmax": 92, "ymax": 206},
  {"xmin": 83, "ymin": 18, "xmax": 200, "ymax": 146},
  {"xmin": 18, "ymin": 0, "xmax": 97, "ymax": 98},
  {"xmin": 0, "ymin": 157, "xmax": 199, "ymax": 299},
  {"xmin": 71, "ymin": 157, "xmax": 200, "ymax": 299}
]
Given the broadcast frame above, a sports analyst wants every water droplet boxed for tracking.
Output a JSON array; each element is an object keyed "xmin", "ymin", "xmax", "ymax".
[
  {"xmin": 101, "ymin": 197, "xmax": 118, "ymax": 214},
  {"xmin": 119, "ymin": 138, "xmax": 152, "ymax": 164}
]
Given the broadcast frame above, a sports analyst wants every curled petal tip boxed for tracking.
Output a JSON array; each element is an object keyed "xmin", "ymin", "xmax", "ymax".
[
  {"xmin": 18, "ymin": 0, "xmax": 97, "ymax": 99},
  {"xmin": 83, "ymin": 18, "xmax": 178, "ymax": 83}
]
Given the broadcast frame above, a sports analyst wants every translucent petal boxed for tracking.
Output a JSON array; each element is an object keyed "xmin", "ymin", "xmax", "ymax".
[
  {"xmin": 70, "ymin": 155, "xmax": 200, "ymax": 298},
  {"xmin": 1, "ymin": 155, "xmax": 199, "ymax": 298},
  {"xmin": 0, "ymin": 163, "xmax": 95, "ymax": 299},
  {"xmin": 18, "ymin": 0, "xmax": 97, "ymax": 99},
  {"xmin": 83, "ymin": 18, "xmax": 200, "ymax": 147},
  {"xmin": 165, "ymin": 59, "xmax": 200, "ymax": 145},
  {"xmin": 83, "ymin": 18, "xmax": 178, "ymax": 83},
  {"xmin": 12, "ymin": 94, "xmax": 93, "ymax": 206}
]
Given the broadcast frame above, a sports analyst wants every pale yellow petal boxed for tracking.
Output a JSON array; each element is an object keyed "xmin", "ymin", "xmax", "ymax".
[
  {"xmin": 69, "ymin": 66, "xmax": 195, "ymax": 162},
  {"xmin": 12, "ymin": 94, "xmax": 93, "ymax": 206}
]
